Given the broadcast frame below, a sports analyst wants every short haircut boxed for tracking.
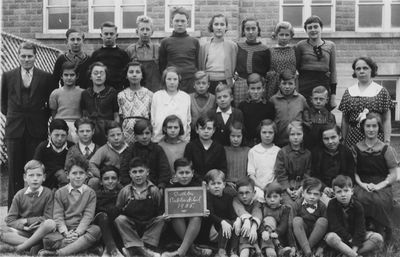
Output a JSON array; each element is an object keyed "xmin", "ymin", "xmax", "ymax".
[
  {"xmin": 360, "ymin": 112, "xmax": 383, "ymax": 134},
  {"xmin": 101, "ymin": 21, "xmax": 117, "ymax": 31},
  {"xmin": 136, "ymin": 15, "xmax": 153, "ymax": 27},
  {"xmin": 24, "ymin": 160, "xmax": 45, "ymax": 174},
  {"xmin": 332, "ymin": 175, "xmax": 353, "ymax": 189},
  {"xmin": 129, "ymin": 157, "xmax": 149, "ymax": 170},
  {"xmin": 171, "ymin": 7, "xmax": 190, "ymax": 21},
  {"xmin": 61, "ymin": 61, "xmax": 77, "ymax": 74},
  {"xmin": 134, "ymin": 118, "xmax": 152, "ymax": 135},
  {"xmin": 74, "ymin": 117, "xmax": 95, "ymax": 131},
  {"xmin": 204, "ymin": 169, "xmax": 225, "ymax": 183},
  {"xmin": 304, "ymin": 15, "xmax": 323, "ymax": 30},
  {"xmin": 241, "ymin": 17, "xmax": 261, "ymax": 37},
  {"xmin": 18, "ymin": 42, "xmax": 37, "ymax": 55},
  {"xmin": 162, "ymin": 115, "xmax": 184, "ymax": 136},
  {"xmin": 247, "ymin": 73, "xmax": 264, "ymax": 85},
  {"xmin": 195, "ymin": 114, "xmax": 215, "ymax": 129},
  {"xmin": 302, "ymin": 177, "xmax": 322, "ymax": 193},
  {"xmin": 174, "ymin": 157, "xmax": 193, "ymax": 171},
  {"xmin": 161, "ymin": 66, "xmax": 181, "ymax": 89},
  {"xmin": 279, "ymin": 70, "xmax": 296, "ymax": 81},
  {"xmin": 352, "ymin": 56, "xmax": 378, "ymax": 78},
  {"xmin": 236, "ymin": 176, "xmax": 255, "ymax": 191},
  {"xmin": 208, "ymin": 14, "xmax": 228, "ymax": 33},
  {"xmin": 65, "ymin": 155, "xmax": 89, "ymax": 173},
  {"xmin": 105, "ymin": 121, "xmax": 122, "ymax": 136},
  {"xmin": 215, "ymin": 82, "xmax": 232, "ymax": 95},
  {"xmin": 264, "ymin": 182, "xmax": 284, "ymax": 197},
  {"xmin": 273, "ymin": 21, "xmax": 294, "ymax": 38},
  {"xmin": 49, "ymin": 119, "xmax": 69, "ymax": 133},
  {"xmin": 100, "ymin": 165, "xmax": 119, "ymax": 178},
  {"xmin": 312, "ymin": 86, "xmax": 328, "ymax": 96},
  {"xmin": 320, "ymin": 123, "xmax": 341, "ymax": 140},
  {"xmin": 88, "ymin": 61, "xmax": 108, "ymax": 78},
  {"xmin": 256, "ymin": 119, "xmax": 277, "ymax": 137},
  {"xmin": 65, "ymin": 28, "xmax": 85, "ymax": 40},
  {"xmin": 287, "ymin": 120, "xmax": 303, "ymax": 134},
  {"xmin": 124, "ymin": 61, "xmax": 146, "ymax": 87},
  {"xmin": 194, "ymin": 70, "xmax": 209, "ymax": 81}
]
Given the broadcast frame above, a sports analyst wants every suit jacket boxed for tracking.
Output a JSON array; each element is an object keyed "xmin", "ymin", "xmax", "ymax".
[
  {"xmin": 208, "ymin": 107, "xmax": 244, "ymax": 146},
  {"xmin": 1, "ymin": 67, "xmax": 54, "ymax": 139}
]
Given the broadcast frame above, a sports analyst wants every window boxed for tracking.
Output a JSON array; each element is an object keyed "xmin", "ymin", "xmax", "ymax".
[
  {"xmin": 375, "ymin": 77, "xmax": 400, "ymax": 120},
  {"xmin": 356, "ymin": 0, "xmax": 400, "ymax": 32},
  {"xmin": 89, "ymin": 0, "xmax": 146, "ymax": 33},
  {"xmin": 165, "ymin": 0, "xmax": 195, "ymax": 32},
  {"xmin": 43, "ymin": 0, "xmax": 71, "ymax": 33},
  {"xmin": 280, "ymin": 0, "xmax": 335, "ymax": 32}
]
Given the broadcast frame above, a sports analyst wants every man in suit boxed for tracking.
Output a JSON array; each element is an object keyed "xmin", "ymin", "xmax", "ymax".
[{"xmin": 1, "ymin": 42, "xmax": 55, "ymax": 207}]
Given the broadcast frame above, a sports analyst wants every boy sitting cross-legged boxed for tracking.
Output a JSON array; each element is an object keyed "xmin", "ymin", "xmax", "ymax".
[
  {"xmin": 0, "ymin": 160, "xmax": 55, "ymax": 255},
  {"xmin": 39, "ymin": 155, "xmax": 101, "ymax": 256}
]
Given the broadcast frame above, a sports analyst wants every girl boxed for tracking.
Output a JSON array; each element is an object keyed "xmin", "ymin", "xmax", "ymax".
[
  {"xmin": 275, "ymin": 121, "xmax": 312, "ymax": 207},
  {"xmin": 199, "ymin": 14, "xmax": 237, "ymax": 93},
  {"xmin": 247, "ymin": 119, "xmax": 280, "ymax": 202},
  {"xmin": 158, "ymin": 115, "xmax": 188, "ymax": 176},
  {"xmin": 311, "ymin": 124, "xmax": 355, "ymax": 205},
  {"xmin": 265, "ymin": 21, "xmax": 296, "ymax": 100},
  {"xmin": 353, "ymin": 112, "xmax": 398, "ymax": 241},
  {"xmin": 224, "ymin": 121, "xmax": 250, "ymax": 186},
  {"xmin": 234, "ymin": 18, "xmax": 270, "ymax": 107},
  {"xmin": 81, "ymin": 61, "xmax": 119, "ymax": 146},
  {"xmin": 117, "ymin": 61, "xmax": 153, "ymax": 144},
  {"xmin": 151, "ymin": 66, "xmax": 191, "ymax": 143}
]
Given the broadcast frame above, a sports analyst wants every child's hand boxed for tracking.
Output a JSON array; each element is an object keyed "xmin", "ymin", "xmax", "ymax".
[
  {"xmin": 162, "ymin": 213, "xmax": 171, "ymax": 221},
  {"xmin": 204, "ymin": 209, "xmax": 210, "ymax": 217},
  {"xmin": 233, "ymin": 218, "xmax": 242, "ymax": 236},
  {"xmin": 351, "ymin": 246, "xmax": 359, "ymax": 254},
  {"xmin": 290, "ymin": 247, "xmax": 296, "ymax": 257},
  {"xmin": 221, "ymin": 220, "xmax": 232, "ymax": 239},
  {"xmin": 270, "ymin": 232, "xmax": 278, "ymax": 239},
  {"xmin": 323, "ymin": 187, "xmax": 334, "ymax": 198},
  {"xmin": 241, "ymin": 218, "xmax": 251, "ymax": 237},
  {"xmin": 261, "ymin": 231, "xmax": 270, "ymax": 241},
  {"xmin": 360, "ymin": 182, "xmax": 372, "ymax": 192},
  {"xmin": 87, "ymin": 171, "xmax": 94, "ymax": 178},
  {"xmin": 366, "ymin": 183, "xmax": 377, "ymax": 191},
  {"xmin": 23, "ymin": 221, "xmax": 40, "ymax": 231},
  {"xmin": 248, "ymin": 224, "xmax": 258, "ymax": 244}
]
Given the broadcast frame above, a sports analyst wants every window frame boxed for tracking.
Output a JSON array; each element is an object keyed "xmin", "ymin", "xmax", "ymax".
[
  {"xmin": 355, "ymin": 0, "xmax": 400, "ymax": 32},
  {"xmin": 279, "ymin": 0, "xmax": 336, "ymax": 33},
  {"xmin": 43, "ymin": 0, "xmax": 71, "ymax": 33},
  {"xmin": 374, "ymin": 76, "xmax": 400, "ymax": 120},
  {"xmin": 88, "ymin": 0, "xmax": 147, "ymax": 33},
  {"xmin": 164, "ymin": 0, "xmax": 195, "ymax": 32}
]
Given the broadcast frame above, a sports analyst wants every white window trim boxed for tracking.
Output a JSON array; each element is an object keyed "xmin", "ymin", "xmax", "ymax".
[
  {"xmin": 43, "ymin": 0, "xmax": 71, "ymax": 33},
  {"xmin": 88, "ymin": 0, "xmax": 147, "ymax": 33},
  {"xmin": 279, "ymin": 0, "xmax": 336, "ymax": 33},
  {"xmin": 355, "ymin": 0, "xmax": 400, "ymax": 32},
  {"xmin": 164, "ymin": 0, "xmax": 195, "ymax": 32}
]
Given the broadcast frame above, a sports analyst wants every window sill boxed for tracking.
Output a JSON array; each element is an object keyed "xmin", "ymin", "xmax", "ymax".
[
  {"xmin": 35, "ymin": 31, "xmax": 202, "ymax": 39},
  {"xmin": 293, "ymin": 31, "xmax": 400, "ymax": 39}
]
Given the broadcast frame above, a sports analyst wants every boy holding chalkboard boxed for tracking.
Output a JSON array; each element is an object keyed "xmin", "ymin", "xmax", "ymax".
[{"xmin": 115, "ymin": 157, "xmax": 164, "ymax": 257}]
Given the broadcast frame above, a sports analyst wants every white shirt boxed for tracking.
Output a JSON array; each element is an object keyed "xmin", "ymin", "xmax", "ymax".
[
  {"xmin": 67, "ymin": 183, "xmax": 88, "ymax": 194},
  {"xmin": 25, "ymin": 186, "xmax": 44, "ymax": 197},
  {"xmin": 348, "ymin": 81, "xmax": 382, "ymax": 97},
  {"xmin": 216, "ymin": 107, "xmax": 232, "ymax": 124},
  {"xmin": 78, "ymin": 142, "xmax": 95, "ymax": 156}
]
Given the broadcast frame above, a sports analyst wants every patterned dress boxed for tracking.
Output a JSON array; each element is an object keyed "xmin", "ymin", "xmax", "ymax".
[
  {"xmin": 265, "ymin": 45, "xmax": 296, "ymax": 100},
  {"xmin": 117, "ymin": 87, "xmax": 153, "ymax": 144},
  {"xmin": 338, "ymin": 82, "xmax": 394, "ymax": 148}
]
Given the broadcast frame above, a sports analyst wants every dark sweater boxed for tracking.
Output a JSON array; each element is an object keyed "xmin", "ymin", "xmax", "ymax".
[
  {"xmin": 80, "ymin": 86, "xmax": 119, "ymax": 121},
  {"xmin": 327, "ymin": 198, "xmax": 366, "ymax": 247},
  {"xmin": 293, "ymin": 198, "xmax": 326, "ymax": 229},
  {"xmin": 120, "ymin": 142, "xmax": 171, "ymax": 188},
  {"xmin": 208, "ymin": 107, "xmax": 244, "ymax": 146},
  {"xmin": 261, "ymin": 204, "xmax": 295, "ymax": 247},
  {"xmin": 184, "ymin": 139, "xmax": 227, "ymax": 179},
  {"xmin": 89, "ymin": 46, "xmax": 130, "ymax": 91},
  {"xmin": 207, "ymin": 191, "xmax": 236, "ymax": 225},
  {"xmin": 95, "ymin": 184, "xmax": 123, "ymax": 220},
  {"xmin": 53, "ymin": 53, "xmax": 91, "ymax": 89},
  {"xmin": 236, "ymin": 41, "xmax": 270, "ymax": 79}
]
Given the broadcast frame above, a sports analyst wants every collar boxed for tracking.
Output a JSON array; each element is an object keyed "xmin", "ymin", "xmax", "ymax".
[
  {"xmin": 137, "ymin": 39, "xmax": 151, "ymax": 48},
  {"xmin": 310, "ymin": 106, "xmax": 329, "ymax": 114},
  {"xmin": 275, "ymin": 90, "xmax": 299, "ymax": 98},
  {"xmin": 245, "ymin": 97, "xmax": 266, "ymax": 104},
  {"xmin": 287, "ymin": 144, "xmax": 305, "ymax": 154},
  {"xmin": 87, "ymin": 86, "xmax": 110, "ymax": 97},
  {"xmin": 78, "ymin": 142, "xmax": 95, "ymax": 154},
  {"xmin": 66, "ymin": 50, "xmax": 86, "ymax": 61},
  {"xmin": 348, "ymin": 81, "xmax": 382, "ymax": 97},
  {"xmin": 357, "ymin": 139, "xmax": 385, "ymax": 153},
  {"xmin": 25, "ymin": 186, "xmax": 44, "ymax": 197},
  {"xmin": 67, "ymin": 184, "xmax": 87, "ymax": 194},
  {"xmin": 194, "ymin": 92, "xmax": 209, "ymax": 99},
  {"xmin": 46, "ymin": 140, "xmax": 68, "ymax": 153},
  {"xmin": 107, "ymin": 142, "xmax": 128, "ymax": 154},
  {"xmin": 102, "ymin": 45, "xmax": 117, "ymax": 48},
  {"xmin": 245, "ymin": 40, "xmax": 261, "ymax": 46},
  {"xmin": 302, "ymin": 199, "xmax": 317, "ymax": 208},
  {"xmin": 21, "ymin": 67, "xmax": 34, "ymax": 74},
  {"xmin": 216, "ymin": 106, "xmax": 232, "ymax": 114},
  {"xmin": 172, "ymin": 31, "xmax": 188, "ymax": 37},
  {"xmin": 131, "ymin": 180, "xmax": 155, "ymax": 194}
]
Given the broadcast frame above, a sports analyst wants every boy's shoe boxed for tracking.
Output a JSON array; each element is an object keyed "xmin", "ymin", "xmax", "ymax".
[
  {"xmin": 0, "ymin": 244, "xmax": 15, "ymax": 253},
  {"xmin": 161, "ymin": 250, "xmax": 181, "ymax": 257},
  {"xmin": 29, "ymin": 244, "xmax": 43, "ymax": 255},
  {"xmin": 136, "ymin": 246, "xmax": 161, "ymax": 257},
  {"xmin": 215, "ymin": 248, "xmax": 228, "ymax": 257},
  {"xmin": 90, "ymin": 245, "xmax": 104, "ymax": 256},
  {"xmin": 102, "ymin": 248, "xmax": 111, "ymax": 257},
  {"xmin": 189, "ymin": 245, "xmax": 213, "ymax": 256},
  {"xmin": 109, "ymin": 248, "xmax": 125, "ymax": 257},
  {"xmin": 278, "ymin": 246, "xmax": 292, "ymax": 257},
  {"xmin": 38, "ymin": 249, "xmax": 58, "ymax": 256}
]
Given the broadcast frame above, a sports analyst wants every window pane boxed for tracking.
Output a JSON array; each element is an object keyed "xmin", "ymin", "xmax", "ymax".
[
  {"xmin": 311, "ymin": 6, "xmax": 331, "ymax": 27},
  {"xmin": 93, "ymin": 0, "xmax": 114, "ymax": 5},
  {"xmin": 282, "ymin": 6, "xmax": 302, "ymax": 27},
  {"xmin": 122, "ymin": 0, "xmax": 145, "ymax": 4},
  {"xmin": 169, "ymin": 5, "xmax": 192, "ymax": 28},
  {"xmin": 93, "ymin": 6, "xmax": 114, "ymax": 29},
  {"xmin": 392, "ymin": 5, "xmax": 400, "ymax": 27},
  {"xmin": 359, "ymin": 5, "xmax": 382, "ymax": 27},
  {"xmin": 359, "ymin": 0, "xmax": 382, "ymax": 2},
  {"xmin": 283, "ymin": 0, "xmax": 303, "ymax": 3},
  {"xmin": 168, "ymin": 0, "xmax": 192, "ymax": 4},
  {"xmin": 312, "ymin": 0, "xmax": 331, "ymax": 3},
  {"xmin": 48, "ymin": 0, "xmax": 67, "ymax": 5},
  {"xmin": 48, "ymin": 7, "xmax": 69, "ymax": 29},
  {"xmin": 380, "ymin": 80, "xmax": 397, "ymax": 100},
  {"xmin": 123, "ymin": 6, "xmax": 143, "ymax": 28}
]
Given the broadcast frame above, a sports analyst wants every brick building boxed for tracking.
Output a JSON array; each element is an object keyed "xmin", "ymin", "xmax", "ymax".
[{"xmin": 2, "ymin": 0, "xmax": 400, "ymax": 121}]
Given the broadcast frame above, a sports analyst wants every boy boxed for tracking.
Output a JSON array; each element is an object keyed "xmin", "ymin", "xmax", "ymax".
[
  {"xmin": 184, "ymin": 115, "xmax": 227, "ymax": 179},
  {"xmin": 90, "ymin": 21, "xmax": 130, "ymax": 91},
  {"xmin": 210, "ymin": 83, "xmax": 244, "ymax": 146},
  {"xmin": 190, "ymin": 71, "xmax": 216, "ymax": 141},
  {"xmin": 33, "ymin": 119, "xmax": 72, "ymax": 189},
  {"xmin": 40, "ymin": 156, "xmax": 101, "ymax": 256},
  {"xmin": 303, "ymin": 86, "xmax": 336, "ymax": 150},
  {"xmin": 88, "ymin": 121, "xmax": 129, "ymax": 190},
  {"xmin": 292, "ymin": 177, "xmax": 328, "ymax": 257},
  {"xmin": 49, "ymin": 61, "xmax": 84, "ymax": 143},
  {"xmin": 159, "ymin": 7, "xmax": 199, "ymax": 93},
  {"xmin": 126, "ymin": 15, "xmax": 161, "ymax": 92},
  {"xmin": 260, "ymin": 182, "xmax": 295, "ymax": 257},
  {"xmin": 115, "ymin": 157, "xmax": 164, "ymax": 257},
  {"xmin": 52, "ymin": 28, "xmax": 91, "ymax": 89},
  {"xmin": 0, "ymin": 160, "xmax": 55, "ymax": 254},
  {"xmin": 232, "ymin": 177, "xmax": 262, "ymax": 257},
  {"xmin": 239, "ymin": 73, "xmax": 275, "ymax": 146},
  {"xmin": 270, "ymin": 70, "xmax": 309, "ymax": 147},
  {"xmin": 325, "ymin": 175, "xmax": 383, "ymax": 257}
]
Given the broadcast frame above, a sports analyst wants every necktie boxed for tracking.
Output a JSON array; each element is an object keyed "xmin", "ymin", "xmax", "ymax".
[
  {"xmin": 28, "ymin": 191, "xmax": 39, "ymax": 198},
  {"xmin": 303, "ymin": 203, "xmax": 317, "ymax": 210},
  {"xmin": 84, "ymin": 146, "xmax": 91, "ymax": 158},
  {"xmin": 22, "ymin": 69, "xmax": 32, "ymax": 88}
]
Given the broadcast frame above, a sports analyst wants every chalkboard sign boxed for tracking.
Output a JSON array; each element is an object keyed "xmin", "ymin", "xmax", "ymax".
[{"xmin": 164, "ymin": 186, "xmax": 207, "ymax": 218}]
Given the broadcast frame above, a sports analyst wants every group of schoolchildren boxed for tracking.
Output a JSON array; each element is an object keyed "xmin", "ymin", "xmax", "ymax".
[{"xmin": 0, "ymin": 6, "xmax": 389, "ymax": 257}]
